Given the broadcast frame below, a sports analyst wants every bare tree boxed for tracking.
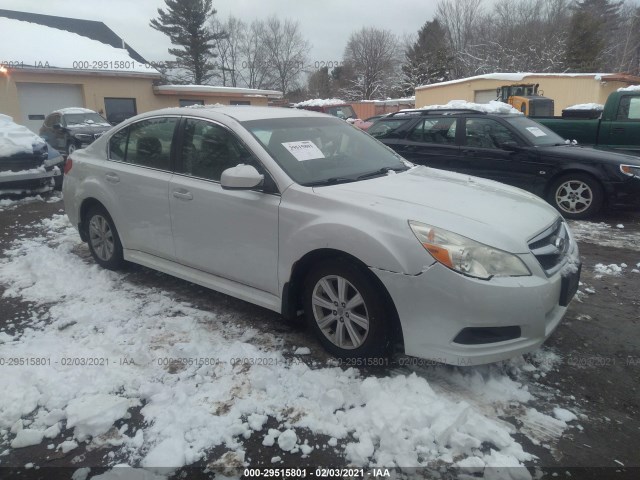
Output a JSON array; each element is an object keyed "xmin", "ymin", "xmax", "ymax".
[
  {"xmin": 237, "ymin": 20, "xmax": 274, "ymax": 89},
  {"xmin": 260, "ymin": 17, "xmax": 310, "ymax": 95},
  {"xmin": 435, "ymin": 0, "xmax": 484, "ymax": 78},
  {"xmin": 211, "ymin": 16, "xmax": 245, "ymax": 87},
  {"xmin": 342, "ymin": 27, "xmax": 401, "ymax": 100}
]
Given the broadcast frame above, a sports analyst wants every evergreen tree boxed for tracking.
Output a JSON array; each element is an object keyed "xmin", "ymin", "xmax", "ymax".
[
  {"xmin": 307, "ymin": 67, "xmax": 332, "ymax": 98},
  {"xmin": 150, "ymin": 0, "xmax": 224, "ymax": 85},
  {"xmin": 401, "ymin": 20, "xmax": 452, "ymax": 95},
  {"xmin": 565, "ymin": 0, "xmax": 622, "ymax": 72}
]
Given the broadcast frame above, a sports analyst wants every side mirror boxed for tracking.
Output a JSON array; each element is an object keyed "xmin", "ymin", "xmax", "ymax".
[
  {"xmin": 220, "ymin": 164, "xmax": 264, "ymax": 190},
  {"xmin": 53, "ymin": 123, "xmax": 63, "ymax": 130}
]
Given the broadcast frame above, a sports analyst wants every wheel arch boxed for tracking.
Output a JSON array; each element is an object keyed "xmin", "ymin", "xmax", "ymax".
[
  {"xmin": 545, "ymin": 167, "xmax": 607, "ymax": 202},
  {"xmin": 281, "ymin": 248, "xmax": 405, "ymax": 353}
]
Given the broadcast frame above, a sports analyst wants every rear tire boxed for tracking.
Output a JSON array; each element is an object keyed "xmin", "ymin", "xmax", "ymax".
[
  {"xmin": 85, "ymin": 206, "xmax": 124, "ymax": 270},
  {"xmin": 67, "ymin": 142, "xmax": 77, "ymax": 155},
  {"xmin": 303, "ymin": 259, "xmax": 391, "ymax": 360},
  {"xmin": 549, "ymin": 173, "xmax": 603, "ymax": 220}
]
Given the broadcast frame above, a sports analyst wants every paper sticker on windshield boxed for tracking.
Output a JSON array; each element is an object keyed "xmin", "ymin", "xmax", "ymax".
[
  {"xmin": 526, "ymin": 126, "xmax": 547, "ymax": 137},
  {"xmin": 282, "ymin": 141, "xmax": 325, "ymax": 161}
]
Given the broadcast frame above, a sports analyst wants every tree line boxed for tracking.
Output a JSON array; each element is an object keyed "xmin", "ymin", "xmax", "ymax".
[{"xmin": 150, "ymin": 0, "xmax": 640, "ymax": 101}]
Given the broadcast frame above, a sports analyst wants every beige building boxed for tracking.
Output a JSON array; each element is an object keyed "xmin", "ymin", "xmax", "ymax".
[
  {"xmin": 415, "ymin": 73, "xmax": 640, "ymax": 115},
  {"xmin": 0, "ymin": 10, "xmax": 281, "ymax": 133}
]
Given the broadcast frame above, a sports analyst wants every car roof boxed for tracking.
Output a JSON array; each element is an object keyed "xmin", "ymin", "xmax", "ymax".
[{"xmin": 134, "ymin": 106, "xmax": 330, "ymax": 123}]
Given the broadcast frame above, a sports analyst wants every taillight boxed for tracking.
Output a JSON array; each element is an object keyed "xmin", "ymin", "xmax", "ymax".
[{"xmin": 64, "ymin": 158, "xmax": 73, "ymax": 174}]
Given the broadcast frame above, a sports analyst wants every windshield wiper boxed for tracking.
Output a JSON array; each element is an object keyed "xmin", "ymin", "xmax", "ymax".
[
  {"xmin": 303, "ymin": 177, "xmax": 355, "ymax": 187},
  {"xmin": 356, "ymin": 166, "xmax": 409, "ymax": 181}
]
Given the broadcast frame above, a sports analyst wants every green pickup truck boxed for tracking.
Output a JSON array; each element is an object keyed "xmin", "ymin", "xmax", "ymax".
[{"xmin": 537, "ymin": 89, "xmax": 640, "ymax": 155}]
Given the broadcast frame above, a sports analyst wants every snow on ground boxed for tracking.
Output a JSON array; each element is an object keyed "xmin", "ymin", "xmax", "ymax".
[
  {"xmin": 567, "ymin": 220, "xmax": 639, "ymax": 250},
  {"xmin": 0, "ymin": 214, "xmax": 578, "ymax": 475}
]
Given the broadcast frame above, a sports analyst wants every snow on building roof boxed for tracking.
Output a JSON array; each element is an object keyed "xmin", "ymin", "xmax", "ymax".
[
  {"xmin": 415, "ymin": 99, "xmax": 522, "ymax": 115},
  {"xmin": 564, "ymin": 103, "xmax": 604, "ymax": 111},
  {"xmin": 293, "ymin": 98, "xmax": 348, "ymax": 107},
  {"xmin": 618, "ymin": 85, "xmax": 640, "ymax": 92},
  {"xmin": 0, "ymin": 114, "xmax": 45, "ymax": 157},
  {"xmin": 0, "ymin": 17, "xmax": 157, "ymax": 75},
  {"xmin": 153, "ymin": 85, "xmax": 282, "ymax": 98},
  {"xmin": 416, "ymin": 72, "xmax": 615, "ymax": 91}
]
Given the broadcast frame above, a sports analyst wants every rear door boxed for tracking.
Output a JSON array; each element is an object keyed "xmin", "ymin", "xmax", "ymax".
[
  {"xmin": 169, "ymin": 117, "xmax": 280, "ymax": 295},
  {"xmin": 103, "ymin": 116, "xmax": 178, "ymax": 259},
  {"xmin": 391, "ymin": 116, "xmax": 461, "ymax": 170}
]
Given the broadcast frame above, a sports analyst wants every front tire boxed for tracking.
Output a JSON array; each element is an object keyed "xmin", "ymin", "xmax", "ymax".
[
  {"xmin": 549, "ymin": 173, "xmax": 603, "ymax": 220},
  {"xmin": 85, "ymin": 206, "xmax": 124, "ymax": 270},
  {"xmin": 67, "ymin": 142, "xmax": 77, "ymax": 155},
  {"xmin": 303, "ymin": 259, "xmax": 391, "ymax": 360}
]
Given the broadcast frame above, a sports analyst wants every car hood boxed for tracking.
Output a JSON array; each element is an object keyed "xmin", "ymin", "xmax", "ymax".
[
  {"xmin": 538, "ymin": 144, "xmax": 640, "ymax": 166},
  {"xmin": 313, "ymin": 166, "xmax": 560, "ymax": 253}
]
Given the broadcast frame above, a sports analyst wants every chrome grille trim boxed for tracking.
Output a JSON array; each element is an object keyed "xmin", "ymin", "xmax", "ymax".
[{"xmin": 528, "ymin": 219, "xmax": 570, "ymax": 277}]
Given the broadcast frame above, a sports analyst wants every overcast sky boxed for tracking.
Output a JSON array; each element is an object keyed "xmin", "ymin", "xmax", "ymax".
[{"xmin": 1, "ymin": 0, "xmax": 439, "ymax": 69}]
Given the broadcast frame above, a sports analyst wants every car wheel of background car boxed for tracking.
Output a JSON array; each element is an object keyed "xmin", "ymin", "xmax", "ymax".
[
  {"xmin": 303, "ymin": 259, "xmax": 390, "ymax": 360},
  {"xmin": 549, "ymin": 173, "xmax": 603, "ymax": 220},
  {"xmin": 85, "ymin": 206, "xmax": 124, "ymax": 270},
  {"xmin": 67, "ymin": 142, "xmax": 76, "ymax": 155}
]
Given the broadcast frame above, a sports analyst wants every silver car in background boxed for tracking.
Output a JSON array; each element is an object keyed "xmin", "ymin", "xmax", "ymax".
[{"xmin": 63, "ymin": 106, "xmax": 581, "ymax": 365}]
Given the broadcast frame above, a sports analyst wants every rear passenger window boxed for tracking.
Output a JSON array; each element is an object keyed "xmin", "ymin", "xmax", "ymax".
[
  {"xmin": 408, "ymin": 118, "xmax": 457, "ymax": 144},
  {"xmin": 108, "ymin": 117, "xmax": 177, "ymax": 170}
]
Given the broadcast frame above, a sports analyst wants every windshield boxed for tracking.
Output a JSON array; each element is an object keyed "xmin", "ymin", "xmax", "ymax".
[
  {"xmin": 504, "ymin": 116, "xmax": 566, "ymax": 146},
  {"xmin": 64, "ymin": 113, "xmax": 110, "ymax": 126},
  {"xmin": 242, "ymin": 117, "xmax": 409, "ymax": 186}
]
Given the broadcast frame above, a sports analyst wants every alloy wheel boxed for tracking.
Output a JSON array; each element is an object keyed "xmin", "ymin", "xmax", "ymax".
[
  {"xmin": 311, "ymin": 275, "xmax": 370, "ymax": 349},
  {"xmin": 555, "ymin": 180, "xmax": 593, "ymax": 214},
  {"xmin": 89, "ymin": 214, "xmax": 115, "ymax": 261}
]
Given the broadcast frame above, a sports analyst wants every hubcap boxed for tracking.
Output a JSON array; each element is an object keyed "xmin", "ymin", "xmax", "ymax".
[
  {"xmin": 68, "ymin": 144, "xmax": 76, "ymax": 154},
  {"xmin": 89, "ymin": 214, "xmax": 115, "ymax": 261},
  {"xmin": 555, "ymin": 180, "xmax": 592, "ymax": 214},
  {"xmin": 311, "ymin": 275, "xmax": 369, "ymax": 350}
]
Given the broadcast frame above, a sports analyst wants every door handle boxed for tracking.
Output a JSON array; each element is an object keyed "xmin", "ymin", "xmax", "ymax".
[
  {"xmin": 172, "ymin": 190, "xmax": 193, "ymax": 201},
  {"xmin": 105, "ymin": 172, "xmax": 120, "ymax": 184}
]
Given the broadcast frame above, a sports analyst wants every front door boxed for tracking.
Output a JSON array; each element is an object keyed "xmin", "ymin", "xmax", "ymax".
[{"xmin": 169, "ymin": 117, "xmax": 280, "ymax": 295}]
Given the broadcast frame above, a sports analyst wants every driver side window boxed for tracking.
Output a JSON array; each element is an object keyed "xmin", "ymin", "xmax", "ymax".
[{"xmin": 180, "ymin": 119, "xmax": 258, "ymax": 181}]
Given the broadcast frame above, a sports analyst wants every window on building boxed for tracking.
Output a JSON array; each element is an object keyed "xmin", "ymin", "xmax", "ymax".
[{"xmin": 104, "ymin": 98, "xmax": 137, "ymax": 125}]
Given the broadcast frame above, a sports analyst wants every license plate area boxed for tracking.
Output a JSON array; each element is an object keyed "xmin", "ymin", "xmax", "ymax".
[{"xmin": 559, "ymin": 263, "xmax": 581, "ymax": 307}]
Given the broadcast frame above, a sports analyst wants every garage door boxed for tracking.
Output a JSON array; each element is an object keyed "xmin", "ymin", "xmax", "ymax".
[
  {"xmin": 474, "ymin": 89, "xmax": 498, "ymax": 104},
  {"xmin": 16, "ymin": 83, "xmax": 84, "ymax": 133}
]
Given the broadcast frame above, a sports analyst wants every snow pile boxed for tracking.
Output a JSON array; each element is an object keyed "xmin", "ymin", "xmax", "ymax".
[
  {"xmin": 0, "ymin": 214, "xmax": 574, "ymax": 471},
  {"xmin": 0, "ymin": 166, "xmax": 47, "ymax": 177},
  {"xmin": 0, "ymin": 114, "xmax": 45, "ymax": 157},
  {"xmin": 617, "ymin": 85, "xmax": 640, "ymax": 92},
  {"xmin": 567, "ymin": 221, "xmax": 639, "ymax": 249},
  {"xmin": 564, "ymin": 103, "xmax": 604, "ymax": 111},
  {"xmin": 0, "ymin": 18, "xmax": 150, "ymax": 73},
  {"xmin": 53, "ymin": 107, "xmax": 96, "ymax": 115},
  {"xmin": 293, "ymin": 98, "xmax": 347, "ymax": 108},
  {"xmin": 594, "ymin": 263, "xmax": 625, "ymax": 278},
  {"xmin": 418, "ymin": 100, "xmax": 522, "ymax": 115}
]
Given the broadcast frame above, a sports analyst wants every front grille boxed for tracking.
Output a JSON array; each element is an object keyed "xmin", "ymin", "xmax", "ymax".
[{"xmin": 528, "ymin": 219, "xmax": 570, "ymax": 276}]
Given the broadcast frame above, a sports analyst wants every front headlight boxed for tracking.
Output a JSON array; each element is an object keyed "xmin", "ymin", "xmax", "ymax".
[
  {"xmin": 620, "ymin": 164, "xmax": 640, "ymax": 178},
  {"xmin": 409, "ymin": 221, "xmax": 531, "ymax": 280}
]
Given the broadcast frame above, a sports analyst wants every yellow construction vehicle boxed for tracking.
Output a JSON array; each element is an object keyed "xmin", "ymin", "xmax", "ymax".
[{"xmin": 497, "ymin": 83, "xmax": 554, "ymax": 117}]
